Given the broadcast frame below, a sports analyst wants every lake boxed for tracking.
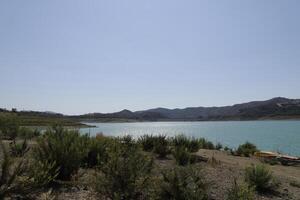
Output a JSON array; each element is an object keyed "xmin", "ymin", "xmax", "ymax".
[{"xmin": 79, "ymin": 121, "xmax": 300, "ymax": 156}]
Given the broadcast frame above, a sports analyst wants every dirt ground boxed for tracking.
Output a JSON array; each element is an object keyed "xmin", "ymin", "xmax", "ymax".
[
  {"xmin": 196, "ymin": 149, "xmax": 300, "ymax": 200},
  {"xmin": 48, "ymin": 149, "xmax": 300, "ymax": 200}
]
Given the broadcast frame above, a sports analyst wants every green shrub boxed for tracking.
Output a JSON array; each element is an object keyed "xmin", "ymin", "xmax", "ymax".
[
  {"xmin": 290, "ymin": 180, "xmax": 300, "ymax": 188},
  {"xmin": 153, "ymin": 135, "xmax": 170, "ymax": 158},
  {"xmin": 33, "ymin": 125, "xmax": 89, "ymax": 181},
  {"xmin": 245, "ymin": 164, "xmax": 279, "ymax": 193},
  {"xmin": 0, "ymin": 116, "xmax": 19, "ymax": 140},
  {"xmin": 224, "ymin": 146, "xmax": 230, "ymax": 151},
  {"xmin": 138, "ymin": 134, "xmax": 156, "ymax": 152},
  {"xmin": 118, "ymin": 135, "xmax": 137, "ymax": 149},
  {"xmin": 172, "ymin": 135, "xmax": 190, "ymax": 148},
  {"xmin": 172, "ymin": 135, "xmax": 202, "ymax": 152},
  {"xmin": 18, "ymin": 127, "xmax": 40, "ymax": 139},
  {"xmin": 0, "ymin": 141, "xmax": 28, "ymax": 198},
  {"xmin": 173, "ymin": 146, "xmax": 191, "ymax": 166},
  {"xmin": 188, "ymin": 138, "xmax": 201, "ymax": 152},
  {"xmin": 95, "ymin": 140, "xmax": 154, "ymax": 200},
  {"xmin": 159, "ymin": 166, "xmax": 208, "ymax": 200},
  {"xmin": 0, "ymin": 140, "xmax": 55, "ymax": 198},
  {"xmin": 9, "ymin": 139, "xmax": 29, "ymax": 157},
  {"xmin": 236, "ymin": 142, "xmax": 257, "ymax": 157},
  {"xmin": 29, "ymin": 160, "xmax": 59, "ymax": 187},
  {"xmin": 216, "ymin": 142, "xmax": 223, "ymax": 150},
  {"xmin": 226, "ymin": 179, "xmax": 254, "ymax": 200},
  {"xmin": 84, "ymin": 136, "xmax": 112, "ymax": 168},
  {"xmin": 171, "ymin": 135, "xmax": 216, "ymax": 152},
  {"xmin": 205, "ymin": 141, "xmax": 215, "ymax": 150},
  {"xmin": 198, "ymin": 138, "xmax": 215, "ymax": 150}
]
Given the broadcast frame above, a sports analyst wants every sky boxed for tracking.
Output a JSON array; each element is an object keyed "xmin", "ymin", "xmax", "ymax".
[{"xmin": 0, "ymin": 0, "xmax": 300, "ymax": 115}]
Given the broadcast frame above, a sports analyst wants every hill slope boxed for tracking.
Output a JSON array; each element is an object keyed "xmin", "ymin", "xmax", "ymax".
[
  {"xmin": 1, "ymin": 97, "xmax": 300, "ymax": 123},
  {"xmin": 79, "ymin": 97, "xmax": 300, "ymax": 121}
]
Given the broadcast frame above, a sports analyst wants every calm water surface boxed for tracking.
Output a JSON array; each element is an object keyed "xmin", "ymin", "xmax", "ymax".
[{"xmin": 80, "ymin": 121, "xmax": 300, "ymax": 156}]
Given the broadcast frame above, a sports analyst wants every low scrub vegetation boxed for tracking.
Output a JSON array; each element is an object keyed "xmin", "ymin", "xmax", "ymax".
[
  {"xmin": 33, "ymin": 125, "xmax": 89, "ymax": 181},
  {"xmin": 0, "ymin": 115, "xmax": 20, "ymax": 140},
  {"xmin": 244, "ymin": 164, "xmax": 279, "ymax": 193},
  {"xmin": 84, "ymin": 134, "xmax": 112, "ymax": 167},
  {"xmin": 172, "ymin": 135, "xmax": 199, "ymax": 152},
  {"xmin": 0, "ymin": 116, "xmax": 41, "ymax": 140},
  {"xmin": 0, "ymin": 140, "xmax": 57, "ymax": 199},
  {"xmin": 198, "ymin": 138, "xmax": 215, "ymax": 150},
  {"xmin": 95, "ymin": 140, "xmax": 154, "ymax": 200},
  {"xmin": 159, "ymin": 166, "xmax": 209, "ymax": 200},
  {"xmin": 153, "ymin": 135, "xmax": 170, "ymax": 158},
  {"xmin": 173, "ymin": 146, "xmax": 191, "ymax": 166},
  {"xmin": 18, "ymin": 126, "xmax": 40, "ymax": 139},
  {"xmin": 9, "ymin": 139, "xmax": 29, "ymax": 157},
  {"xmin": 226, "ymin": 179, "xmax": 254, "ymax": 200},
  {"xmin": 236, "ymin": 142, "xmax": 258, "ymax": 157},
  {"xmin": 138, "ymin": 134, "xmax": 156, "ymax": 152},
  {"xmin": 290, "ymin": 180, "xmax": 300, "ymax": 188},
  {"xmin": 215, "ymin": 142, "xmax": 223, "ymax": 150},
  {"xmin": 0, "ymin": 118, "xmax": 289, "ymax": 199}
]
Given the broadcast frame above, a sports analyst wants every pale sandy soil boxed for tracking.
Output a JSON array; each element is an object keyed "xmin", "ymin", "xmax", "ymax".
[
  {"xmin": 196, "ymin": 149, "xmax": 300, "ymax": 200},
  {"xmin": 48, "ymin": 149, "xmax": 300, "ymax": 200}
]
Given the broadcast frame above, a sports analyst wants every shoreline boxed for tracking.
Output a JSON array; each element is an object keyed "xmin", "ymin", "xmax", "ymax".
[{"xmin": 79, "ymin": 118, "xmax": 300, "ymax": 124}]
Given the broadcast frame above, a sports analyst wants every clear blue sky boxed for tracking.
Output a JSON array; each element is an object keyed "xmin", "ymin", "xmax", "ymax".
[{"xmin": 0, "ymin": 0, "xmax": 299, "ymax": 114}]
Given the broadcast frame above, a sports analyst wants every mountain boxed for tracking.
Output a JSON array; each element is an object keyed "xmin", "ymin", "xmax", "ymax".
[
  {"xmin": 2, "ymin": 97, "xmax": 300, "ymax": 122},
  {"xmin": 78, "ymin": 109, "xmax": 167, "ymax": 121},
  {"xmin": 77, "ymin": 97, "xmax": 300, "ymax": 121},
  {"xmin": 135, "ymin": 97, "xmax": 300, "ymax": 120}
]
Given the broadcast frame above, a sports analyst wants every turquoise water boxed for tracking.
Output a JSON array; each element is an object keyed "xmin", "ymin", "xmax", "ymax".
[{"xmin": 80, "ymin": 121, "xmax": 300, "ymax": 156}]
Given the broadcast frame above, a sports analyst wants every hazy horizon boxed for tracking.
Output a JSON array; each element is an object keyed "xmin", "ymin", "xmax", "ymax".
[
  {"xmin": 1, "ymin": 0, "xmax": 300, "ymax": 115},
  {"xmin": 1, "ymin": 96, "xmax": 299, "ymax": 115}
]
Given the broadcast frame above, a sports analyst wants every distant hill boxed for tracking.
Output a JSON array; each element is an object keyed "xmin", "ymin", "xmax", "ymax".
[
  {"xmin": 1, "ymin": 97, "xmax": 300, "ymax": 123},
  {"xmin": 77, "ymin": 97, "xmax": 300, "ymax": 121}
]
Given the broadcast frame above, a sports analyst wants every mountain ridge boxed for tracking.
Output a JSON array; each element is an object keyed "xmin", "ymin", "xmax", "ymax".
[
  {"xmin": 1, "ymin": 97, "xmax": 300, "ymax": 121},
  {"xmin": 78, "ymin": 97, "xmax": 300, "ymax": 121}
]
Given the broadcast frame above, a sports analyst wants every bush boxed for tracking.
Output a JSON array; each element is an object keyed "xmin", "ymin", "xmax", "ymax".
[
  {"xmin": 188, "ymin": 138, "xmax": 201, "ymax": 152},
  {"xmin": 29, "ymin": 160, "xmax": 59, "ymax": 187},
  {"xmin": 224, "ymin": 146, "xmax": 230, "ymax": 151},
  {"xmin": 171, "ymin": 135, "xmax": 216, "ymax": 152},
  {"xmin": 226, "ymin": 179, "xmax": 254, "ymax": 200},
  {"xmin": 18, "ymin": 127, "xmax": 40, "ymax": 139},
  {"xmin": 198, "ymin": 138, "xmax": 215, "ymax": 150},
  {"xmin": 216, "ymin": 142, "xmax": 223, "ymax": 150},
  {"xmin": 33, "ymin": 125, "xmax": 89, "ymax": 181},
  {"xmin": 0, "ymin": 141, "xmax": 29, "ymax": 198},
  {"xmin": 84, "ymin": 136, "xmax": 112, "ymax": 168},
  {"xmin": 153, "ymin": 135, "xmax": 170, "ymax": 158},
  {"xmin": 138, "ymin": 134, "xmax": 156, "ymax": 152},
  {"xmin": 290, "ymin": 180, "xmax": 300, "ymax": 188},
  {"xmin": 172, "ymin": 135, "xmax": 190, "ymax": 148},
  {"xmin": 173, "ymin": 146, "xmax": 191, "ymax": 166},
  {"xmin": 159, "ymin": 166, "xmax": 208, "ymax": 200},
  {"xmin": 245, "ymin": 164, "xmax": 279, "ymax": 193},
  {"xmin": 0, "ymin": 140, "xmax": 55, "ymax": 198},
  {"xmin": 95, "ymin": 140, "xmax": 154, "ymax": 200},
  {"xmin": 9, "ymin": 139, "xmax": 29, "ymax": 157},
  {"xmin": 172, "ymin": 135, "xmax": 203, "ymax": 152},
  {"xmin": 0, "ymin": 116, "xmax": 19, "ymax": 140},
  {"xmin": 236, "ymin": 142, "xmax": 258, "ymax": 157},
  {"xmin": 118, "ymin": 135, "xmax": 137, "ymax": 149}
]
